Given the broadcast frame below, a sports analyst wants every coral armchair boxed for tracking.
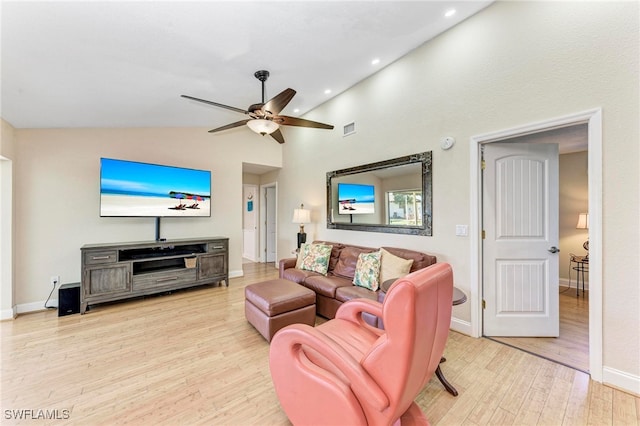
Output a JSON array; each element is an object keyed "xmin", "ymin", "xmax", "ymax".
[{"xmin": 269, "ymin": 263, "xmax": 454, "ymax": 426}]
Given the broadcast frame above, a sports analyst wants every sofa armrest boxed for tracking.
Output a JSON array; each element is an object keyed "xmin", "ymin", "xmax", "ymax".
[{"xmin": 279, "ymin": 257, "xmax": 297, "ymax": 278}]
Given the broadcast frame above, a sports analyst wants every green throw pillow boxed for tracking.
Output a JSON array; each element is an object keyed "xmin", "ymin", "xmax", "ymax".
[
  {"xmin": 299, "ymin": 244, "xmax": 332, "ymax": 275},
  {"xmin": 353, "ymin": 251, "xmax": 382, "ymax": 291}
]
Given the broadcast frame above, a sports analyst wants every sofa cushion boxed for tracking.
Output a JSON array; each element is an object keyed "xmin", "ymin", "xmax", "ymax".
[
  {"xmin": 333, "ymin": 246, "xmax": 377, "ymax": 279},
  {"xmin": 335, "ymin": 285, "xmax": 380, "ymax": 303},
  {"xmin": 299, "ymin": 244, "xmax": 333, "ymax": 275},
  {"xmin": 379, "ymin": 248, "xmax": 414, "ymax": 283},
  {"xmin": 281, "ymin": 266, "xmax": 322, "ymax": 284},
  {"xmin": 304, "ymin": 275, "xmax": 353, "ymax": 298},
  {"xmin": 381, "ymin": 246, "xmax": 437, "ymax": 273},
  {"xmin": 353, "ymin": 251, "xmax": 382, "ymax": 291}
]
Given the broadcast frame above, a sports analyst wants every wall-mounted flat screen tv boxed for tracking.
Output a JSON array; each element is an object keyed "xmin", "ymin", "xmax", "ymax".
[
  {"xmin": 338, "ymin": 183, "xmax": 375, "ymax": 215},
  {"xmin": 100, "ymin": 158, "xmax": 211, "ymax": 217}
]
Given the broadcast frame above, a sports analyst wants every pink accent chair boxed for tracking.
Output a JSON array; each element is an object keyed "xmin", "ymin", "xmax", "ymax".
[{"xmin": 269, "ymin": 263, "xmax": 454, "ymax": 426}]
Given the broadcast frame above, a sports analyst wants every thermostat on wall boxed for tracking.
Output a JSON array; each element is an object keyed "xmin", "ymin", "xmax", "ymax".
[{"xmin": 440, "ymin": 136, "xmax": 455, "ymax": 150}]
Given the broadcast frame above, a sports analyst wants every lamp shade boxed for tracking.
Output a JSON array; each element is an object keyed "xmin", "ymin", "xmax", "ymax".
[
  {"xmin": 292, "ymin": 208, "xmax": 311, "ymax": 224},
  {"xmin": 246, "ymin": 119, "xmax": 279, "ymax": 135},
  {"xmin": 576, "ymin": 213, "xmax": 589, "ymax": 229}
]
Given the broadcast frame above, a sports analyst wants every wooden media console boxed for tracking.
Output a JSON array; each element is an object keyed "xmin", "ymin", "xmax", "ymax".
[{"xmin": 80, "ymin": 237, "xmax": 228, "ymax": 314}]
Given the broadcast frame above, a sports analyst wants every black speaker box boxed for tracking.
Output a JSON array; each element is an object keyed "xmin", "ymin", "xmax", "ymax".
[{"xmin": 58, "ymin": 283, "xmax": 80, "ymax": 316}]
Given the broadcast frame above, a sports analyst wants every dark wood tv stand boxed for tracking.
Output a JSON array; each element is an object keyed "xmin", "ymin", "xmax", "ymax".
[{"xmin": 80, "ymin": 237, "xmax": 228, "ymax": 314}]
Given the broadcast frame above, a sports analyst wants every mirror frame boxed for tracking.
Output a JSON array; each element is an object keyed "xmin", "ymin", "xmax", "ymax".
[{"xmin": 326, "ymin": 151, "xmax": 432, "ymax": 236}]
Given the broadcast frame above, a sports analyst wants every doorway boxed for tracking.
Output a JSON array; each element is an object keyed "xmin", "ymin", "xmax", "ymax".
[
  {"xmin": 242, "ymin": 184, "xmax": 258, "ymax": 262},
  {"xmin": 470, "ymin": 109, "xmax": 603, "ymax": 380},
  {"xmin": 480, "ymin": 130, "xmax": 589, "ymax": 372},
  {"xmin": 260, "ymin": 182, "xmax": 277, "ymax": 263}
]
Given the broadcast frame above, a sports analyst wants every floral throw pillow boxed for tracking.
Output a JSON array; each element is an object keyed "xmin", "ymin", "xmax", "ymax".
[
  {"xmin": 299, "ymin": 244, "xmax": 333, "ymax": 275},
  {"xmin": 295, "ymin": 243, "xmax": 311, "ymax": 269},
  {"xmin": 352, "ymin": 251, "xmax": 382, "ymax": 291}
]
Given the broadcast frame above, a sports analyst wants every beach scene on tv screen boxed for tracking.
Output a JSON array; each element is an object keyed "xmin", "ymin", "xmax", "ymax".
[
  {"xmin": 100, "ymin": 159, "xmax": 211, "ymax": 217},
  {"xmin": 338, "ymin": 183, "xmax": 375, "ymax": 215}
]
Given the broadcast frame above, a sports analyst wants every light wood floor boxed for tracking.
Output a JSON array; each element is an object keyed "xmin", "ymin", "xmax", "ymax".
[
  {"xmin": 489, "ymin": 287, "xmax": 589, "ymax": 373},
  {"xmin": 1, "ymin": 263, "xmax": 638, "ymax": 425}
]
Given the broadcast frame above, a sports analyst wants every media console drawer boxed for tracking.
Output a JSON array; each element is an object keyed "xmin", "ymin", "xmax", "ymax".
[
  {"xmin": 132, "ymin": 269, "xmax": 197, "ymax": 290},
  {"xmin": 208, "ymin": 241, "xmax": 228, "ymax": 253},
  {"xmin": 84, "ymin": 250, "xmax": 118, "ymax": 265},
  {"xmin": 81, "ymin": 237, "xmax": 228, "ymax": 314}
]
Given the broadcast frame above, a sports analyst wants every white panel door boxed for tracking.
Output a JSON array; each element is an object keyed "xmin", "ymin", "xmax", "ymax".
[{"xmin": 483, "ymin": 142, "xmax": 559, "ymax": 337}]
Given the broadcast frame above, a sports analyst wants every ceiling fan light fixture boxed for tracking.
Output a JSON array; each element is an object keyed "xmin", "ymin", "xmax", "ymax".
[{"xmin": 247, "ymin": 119, "xmax": 279, "ymax": 135}]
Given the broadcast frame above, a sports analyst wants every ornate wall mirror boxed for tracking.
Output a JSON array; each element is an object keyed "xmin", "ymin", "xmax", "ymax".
[{"xmin": 326, "ymin": 151, "xmax": 432, "ymax": 236}]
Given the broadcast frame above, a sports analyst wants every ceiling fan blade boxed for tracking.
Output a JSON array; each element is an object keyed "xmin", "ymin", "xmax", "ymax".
[
  {"xmin": 270, "ymin": 128, "xmax": 285, "ymax": 144},
  {"xmin": 276, "ymin": 115, "xmax": 334, "ymax": 130},
  {"xmin": 208, "ymin": 119, "xmax": 250, "ymax": 133},
  {"xmin": 262, "ymin": 88, "xmax": 296, "ymax": 116},
  {"xmin": 181, "ymin": 95, "xmax": 249, "ymax": 115}
]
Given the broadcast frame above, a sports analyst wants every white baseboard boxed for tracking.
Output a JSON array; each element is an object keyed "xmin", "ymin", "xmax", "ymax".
[
  {"xmin": 603, "ymin": 366, "xmax": 640, "ymax": 397},
  {"xmin": 451, "ymin": 316, "xmax": 472, "ymax": 336},
  {"xmin": 559, "ymin": 277, "xmax": 589, "ymax": 291},
  {"xmin": 229, "ymin": 269, "xmax": 243, "ymax": 279},
  {"xmin": 15, "ymin": 300, "xmax": 55, "ymax": 315},
  {"xmin": 1, "ymin": 306, "xmax": 17, "ymax": 320}
]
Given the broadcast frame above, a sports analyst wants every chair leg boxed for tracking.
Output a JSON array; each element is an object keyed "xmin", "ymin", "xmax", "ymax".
[{"xmin": 435, "ymin": 361, "xmax": 458, "ymax": 396}]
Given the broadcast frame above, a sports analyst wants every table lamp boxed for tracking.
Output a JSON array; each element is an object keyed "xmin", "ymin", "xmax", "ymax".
[
  {"xmin": 576, "ymin": 212, "xmax": 589, "ymax": 259},
  {"xmin": 292, "ymin": 204, "xmax": 311, "ymax": 249}
]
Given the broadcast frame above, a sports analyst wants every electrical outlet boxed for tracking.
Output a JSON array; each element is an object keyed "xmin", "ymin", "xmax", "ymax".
[{"xmin": 50, "ymin": 275, "xmax": 60, "ymax": 288}]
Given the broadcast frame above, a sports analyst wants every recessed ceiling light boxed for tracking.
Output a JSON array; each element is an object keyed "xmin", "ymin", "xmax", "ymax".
[
  {"xmin": 371, "ymin": 58, "xmax": 380, "ymax": 65},
  {"xmin": 444, "ymin": 8, "xmax": 456, "ymax": 17},
  {"xmin": 293, "ymin": 108, "xmax": 300, "ymax": 113},
  {"xmin": 324, "ymin": 89, "xmax": 332, "ymax": 95}
]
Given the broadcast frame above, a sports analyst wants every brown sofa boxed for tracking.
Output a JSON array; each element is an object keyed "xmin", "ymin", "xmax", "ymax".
[{"xmin": 279, "ymin": 241, "xmax": 437, "ymax": 319}]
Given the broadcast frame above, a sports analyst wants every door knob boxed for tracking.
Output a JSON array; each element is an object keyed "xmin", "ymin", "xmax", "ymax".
[{"xmin": 548, "ymin": 246, "xmax": 560, "ymax": 253}]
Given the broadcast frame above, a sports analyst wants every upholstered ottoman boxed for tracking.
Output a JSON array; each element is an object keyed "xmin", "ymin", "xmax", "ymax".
[{"xmin": 245, "ymin": 279, "xmax": 316, "ymax": 342}]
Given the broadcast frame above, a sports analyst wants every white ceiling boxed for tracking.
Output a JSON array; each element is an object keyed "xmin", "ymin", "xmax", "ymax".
[{"xmin": 1, "ymin": 1, "xmax": 492, "ymax": 130}]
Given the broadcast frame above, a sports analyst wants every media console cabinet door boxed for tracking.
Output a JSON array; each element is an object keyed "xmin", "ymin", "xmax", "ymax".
[
  {"xmin": 198, "ymin": 253, "xmax": 227, "ymax": 283},
  {"xmin": 84, "ymin": 264, "xmax": 131, "ymax": 297}
]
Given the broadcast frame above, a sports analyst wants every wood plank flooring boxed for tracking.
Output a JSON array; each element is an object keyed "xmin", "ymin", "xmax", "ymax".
[
  {"xmin": 1, "ymin": 262, "xmax": 638, "ymax": 425},
  {"xmin": 489, "ymin": 287, "xmax": 590, "ymax": 373}
]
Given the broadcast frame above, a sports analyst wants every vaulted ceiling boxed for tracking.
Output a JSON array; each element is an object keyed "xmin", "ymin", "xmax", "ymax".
[{"xmin": 1, "ymin": 1, "xmax": 492, "ymax": 130}]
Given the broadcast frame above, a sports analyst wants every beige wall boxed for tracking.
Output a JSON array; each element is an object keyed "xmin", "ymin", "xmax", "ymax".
[
  {"xmin": 559, "ymin": 151, "xmax": 589, "ymax": 282},
  {"xmin": 12, "ymin": 127, "xmax": 281, "ymax": 307},
  {"xmin": 277, "ymin": 1, "xmax": 639, "ymax": 388}
]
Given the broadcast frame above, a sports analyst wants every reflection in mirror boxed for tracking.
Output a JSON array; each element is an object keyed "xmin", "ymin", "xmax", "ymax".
[{"xmin": 326, "ymin": 152, "xmax": 432, "ymax": 236}]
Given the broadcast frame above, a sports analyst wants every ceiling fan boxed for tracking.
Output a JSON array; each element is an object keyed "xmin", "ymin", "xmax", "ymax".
[{"xmin": 181, "ymin": 70, "xmax": 334, "ymax": 144}]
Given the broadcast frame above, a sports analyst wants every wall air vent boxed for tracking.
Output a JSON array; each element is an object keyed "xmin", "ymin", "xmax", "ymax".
[{"xmin": 343, "ymin": 121, "xmax": 356, "ymax": 137}]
